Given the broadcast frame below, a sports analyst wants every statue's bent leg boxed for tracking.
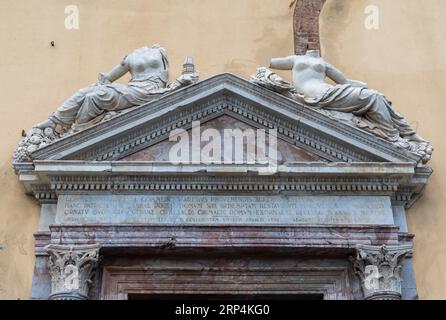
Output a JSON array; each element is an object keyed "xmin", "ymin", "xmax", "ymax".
[
  {"xmin": 387, "ymin": 105, "xmax": 424, "ymax": 142},
  {"xmin": 364, "ymin": 92, "xmax": 424, "ymax": 142},
  {"xmin": 321, "ymin": 87, "xmax": 422, "ymax": 143},
  {"xmin": 34, "ymin": 87, "xmax": 93, "ymax": 129},
  {"xmin": 74, "ymin": 86, "xmax": 133, "ymax": 125},
  {"xmin": 360, "ymin": 92, "xmax": 401, "ymax": 142},
  {"xmin": 46, "ymin": 86, "xmax": 96, "ymax": 127}
]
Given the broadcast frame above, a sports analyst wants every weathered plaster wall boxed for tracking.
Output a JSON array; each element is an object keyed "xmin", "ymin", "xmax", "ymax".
[{"xmin": 0, "ymin": 0, "xmax": 444, "ymax": 299}]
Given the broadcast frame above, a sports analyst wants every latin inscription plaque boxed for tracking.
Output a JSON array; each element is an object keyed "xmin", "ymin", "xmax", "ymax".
[{"xmin": 55, "ymin": 195, "xmax": 394, "ymax": 225}]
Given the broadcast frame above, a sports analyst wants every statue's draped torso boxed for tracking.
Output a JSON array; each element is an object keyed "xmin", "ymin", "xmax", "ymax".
[
  {"xmin": 127, "ymin": 46, "xmax": 168, "ymax": 83},
  {"xmin": 13, "ymin": 45, "xmax": 198, "ymax": 162},
  {"xmin": 292, "ymin": 56, "xmax": 332, "ymax": 99},
  {"xmin": 251, "ymin": 52, "xmax": 433, "ymax": 163},
  {"xmin": 49, "ymin": 46, "xmax": 170, "ymax": 129}
]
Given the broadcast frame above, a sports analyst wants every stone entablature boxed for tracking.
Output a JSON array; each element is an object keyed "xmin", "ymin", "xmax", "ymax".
[
  {"xmin": 40, "ymin": 225, "xmax": 402, "ymax": 250},
  {"xmin": 15, "ymin": 161, "xmax": 430, "ymax": 211}
]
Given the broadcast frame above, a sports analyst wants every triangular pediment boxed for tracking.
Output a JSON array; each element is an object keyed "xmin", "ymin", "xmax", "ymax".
[
  {"xmin": 29, "ymin": 73, "xmax": 421, "ymax": 163},
  {"xmin": 122, "ymin": 114, "xmax": 325, "ymax": 163}
]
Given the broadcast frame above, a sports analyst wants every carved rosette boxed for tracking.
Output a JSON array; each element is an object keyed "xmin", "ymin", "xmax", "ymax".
[
  {"xmin": 350, "ymin": 244, "xmax": 412, "ymax": 300},
  {"xmin": 45, "ymin": 244, "xmax": 100, "ymax": 300}
]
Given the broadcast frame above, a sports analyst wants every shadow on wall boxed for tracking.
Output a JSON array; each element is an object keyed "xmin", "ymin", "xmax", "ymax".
[
  {"xmin": 320, "ymin": 0, "xmax": 353, "ymax": 59},
  {"xmin": 223, "ymin": 6, "xmax": 293, "ymax": 75}
]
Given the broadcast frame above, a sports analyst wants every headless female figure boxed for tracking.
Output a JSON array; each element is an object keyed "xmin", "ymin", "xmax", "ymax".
[
  {"xmin": 36, "ymin": 44, "xmax": 170, "ymax": 131},
  {"xmin": 270, "ymin": 50, "xmax": 424, "ymax": 143}
]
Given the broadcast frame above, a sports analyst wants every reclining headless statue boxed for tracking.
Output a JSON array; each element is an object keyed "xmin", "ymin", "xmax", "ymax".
[
  {"xmin": 14, "ymin": 47, "xmax": 432, "ymax": 164},
  {"xmin": 251, "ymin": 50, "xmax": 433, "ymax": 163},
  {"xmin": 36, "ymin": 44, "xmax": 197, "ymax": 131},
  {"xmin": 14, "ymin": 44, "xmax": 198, "ymax": 161}
]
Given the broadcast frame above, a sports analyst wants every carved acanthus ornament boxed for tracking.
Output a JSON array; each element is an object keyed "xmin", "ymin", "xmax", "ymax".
[
  {"xmin": 46, "ymin": 244, "xmax": 100, "ymax": 300},
  {"xmin": 350, "ymin": 244, "xmax": 412, "ymax": 300}
]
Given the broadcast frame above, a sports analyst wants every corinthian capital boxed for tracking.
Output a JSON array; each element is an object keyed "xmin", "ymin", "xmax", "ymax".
[
  {"xmin": 350, "ymin": 244, "xmax": 412, "ymax": 300},
  {"xmin": 45, "ymin": 244, "xmax": 100, "ymax": 300}
]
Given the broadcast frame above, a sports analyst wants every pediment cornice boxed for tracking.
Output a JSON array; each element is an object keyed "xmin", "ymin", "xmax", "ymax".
[{"xmin": 22, "ymin": 73, "xmax": 421, "ymax": 164}]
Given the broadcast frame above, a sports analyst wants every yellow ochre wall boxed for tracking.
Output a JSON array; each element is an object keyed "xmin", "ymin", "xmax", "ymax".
[{"xmin": 0, "ymin": 0, "xmax": 444, "ymax": 299}]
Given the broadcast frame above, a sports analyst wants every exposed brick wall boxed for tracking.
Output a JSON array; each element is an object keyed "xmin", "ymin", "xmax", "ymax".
[{"xmin": 293, "ymin": 0, "xmax": 326, "ymax": 55}]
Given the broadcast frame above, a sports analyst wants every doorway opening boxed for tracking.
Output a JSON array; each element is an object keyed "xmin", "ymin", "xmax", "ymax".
[{"xmin": 127, "ymin": 293, "xmax": 324, "ymax": 300}]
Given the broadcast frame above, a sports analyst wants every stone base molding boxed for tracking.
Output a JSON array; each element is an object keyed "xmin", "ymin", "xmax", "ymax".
[
  {"xmin": 351, "ymin": 244, "xmax": 413, "ymax": 300},
  {"xmin": 45, "ymin": 244, "xmax": 101, "ymax": 300}
]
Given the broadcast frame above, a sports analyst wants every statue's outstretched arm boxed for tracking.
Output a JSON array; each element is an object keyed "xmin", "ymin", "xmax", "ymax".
[
  {"xmin": 98, "ymin": 56, "xmax": 130, "ymax": 84},
  {"xmin": 270, "ymin": 56, "xmax": 294, "ymax": 70},
  {"xmin": 325, "ymin": 63, "xmax": 350, "ymax": 84},
  {"xmin": 326, "ymin": 62, "xmax": 368, "ymax": 88}
]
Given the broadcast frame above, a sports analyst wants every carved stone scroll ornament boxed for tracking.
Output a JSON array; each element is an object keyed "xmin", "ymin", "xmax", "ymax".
[
  {"xmin": 13, "ymin": 45, "xmax": 199, "ymax": 162},
  {"xmin": 350, "ymin": 244, "xmax": 413, "ymax": 300},
  {"xmin": 46, "ymin": 244, "xmax": 100, "ymax": 300},
  {"xmin": 250, "ymin": 51, "xmax": 433, "ymax": 164}
]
